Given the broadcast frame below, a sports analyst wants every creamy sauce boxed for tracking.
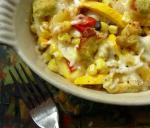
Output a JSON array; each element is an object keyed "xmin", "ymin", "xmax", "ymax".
[{"xmin": 140, "ymin": 35, "xmax": 150, "ymax": 62}]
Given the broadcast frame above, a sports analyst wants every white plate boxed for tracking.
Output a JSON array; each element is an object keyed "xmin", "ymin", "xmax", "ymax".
[{"xmin": 0, "ymin": 0, "xmax": 150, "ymax": 105}]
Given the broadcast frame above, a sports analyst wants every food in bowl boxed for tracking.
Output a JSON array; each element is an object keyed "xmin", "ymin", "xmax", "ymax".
[{"xmin": 31, "ymin": 0, "xmax": 150, "ymax": 93}]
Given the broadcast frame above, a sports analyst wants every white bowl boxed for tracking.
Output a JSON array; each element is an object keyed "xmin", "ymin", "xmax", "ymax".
[{"xmin": 0, "ymin": 0, "xmax": 150, "ymax": 105}]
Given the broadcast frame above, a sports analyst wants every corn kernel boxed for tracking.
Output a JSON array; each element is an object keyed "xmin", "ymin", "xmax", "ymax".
[
  {"xmin": 49, "ymin": 43, "xmax": 57, "ymax": 54},
  {"xmin": 48, "ymin": 59, "xmax": 58, "ymax": 72},
  {"xmin": 56, "ymin": 59, "xmax": 71, "ymax": 78},
  {"xmin": 38, "ymin": 37, "xmax": 48, "ymax": 48},
  {"xmin": 42, "ymin": 51, "xmax": 51, "ymax": 63},
  {"xmin": 100, "ymin": 22, "xmax": 109, "ymax": 32},
  {"xmin": 42, "ymin": 21, "xmax": 49, "ymax": 30},
  {"xmin": 87, "ymin": 64, "xmax": 97, "ymax": 76},
  {"xmin": 108, "ymin": 34, "xmax": 121, "ymax": 56},
  {"xmin": 72, "ymin": 38, "xmax": 80, "ymax": 45},
  {"xmin": 39, "ymin": 30, "xmax": 51, "ymax": 39},
  {"xmin": 95, "ymin": 58, "xmax": 106, "ymax": 71},
  {"xmin": 31, "ymin": 24, "xmax": 36, "ymax": 33},
  {"xmin": 58, "ymin": 33, "xmax": 71, "ymax": 42},
  {"xmin": 53, "ymin": 50, "xmax": 63, "ymax": 59},
  {"xmin": 62, "ymin": 21, "xmax": 71, "ymax": 31},
  {"xmin": 108, "ymin": 25, "xmax": 118, "ymax": 34}
]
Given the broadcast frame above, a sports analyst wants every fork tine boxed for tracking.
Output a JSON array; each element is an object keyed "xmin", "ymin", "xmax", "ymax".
[
  {"xmin": 19, "ymin": 64, "xmax": 33, "ymax": 83},
  {"xmin": 17, "ymin": 65, "xmax": 43, "ymax": 104},
  {"xmin": 19, "ymin": 63, "xmax": 50, "ymax": 100},
  {"xmin": 30, "ymin": 70, "xmax": 51, "ymax": 98},
  {"xmin": 28, "ymin": 65, "xmax": 51, "ymax": 89},
  {"xmin": 9, "ymin": 70, "xmax": 35, "ymax": 109},
  {"xmin": 14, "ymin": 66, "xmax": 25, "ymax": 83},
  {"xmin": 9, "ymin": 70, "xmax": 18, "ymax": 83}
]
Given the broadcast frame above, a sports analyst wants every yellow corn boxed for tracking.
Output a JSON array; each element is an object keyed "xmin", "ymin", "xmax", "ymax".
[
  {"xmin": 38, "ymin": 30, "xmax": 51, "ymax": 48},
  {"xmin": 30, "ymin": 24, "xmax": 36, "ymax": 33},
  {"xmin": 38, "ymin": 37, "xmax": 48, "ymax": 48},
  {"xmin": 108, "ymin": 34, "xmax": 116, "ymax": 42},
  {"xmin": 62, "ymin": 21, "xmax": 72, "ymax": 31},
  {"xmin": 108, "ymin": 25, "xmax": 118, "ymax": 34},
  {"xmin": 95, "ymin": 58, "xmax": 106, "ymax": 71},
  {"xmin": 87, "ymin": 64, "xmax": 98, "ymax": 76},
  {"xmin": 49, "ymin": 43, "xmax": 57, "ymax": 54},
  {"xmin": 42, "ymin": 21, "xmax": 49, "ymax": 30},
  {"xmin": 58, "ymin": 33, "xmax": 71, "ymax": 42},
  {"xmin": 56, "ymin": 59, "xmax": 71, "ymax": 79},
  {"xmin": 42, "ymin": 51, "xmax": 51, "ymax": 63},
  {"xmin": 72, "ymin": 38, "xmax": 80, "ymax": 45},
  {"xmin": 53, "ymin": 50, "xmax": 63, "ymax": 59},
  {"xmin": 69, "ymin": 69, "xmax": 83, "ymax": 81},
  {"xmin": 39, "ymin": 30, "xmax": 51, "ymax": 39},
  {"xmin": 101, "ymin": 22, "xmax": 109, "ymax": 32},
  {"xmin": 48, "ymin": 59, "xmax": 58, "ymax": 72},
  {"xmin": 108, "ymin": 34, "xmax": 121, "ymax": 56}
]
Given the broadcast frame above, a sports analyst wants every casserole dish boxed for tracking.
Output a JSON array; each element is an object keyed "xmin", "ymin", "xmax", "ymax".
[{"xmin": 0, "ymin": 0, "xmax": 150, "ymax": 105}]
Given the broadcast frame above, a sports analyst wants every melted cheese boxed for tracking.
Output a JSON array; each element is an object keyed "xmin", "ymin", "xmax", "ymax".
[{"xmin": 58, "ymin": 43, "xmax": 79, "ymax": 66}]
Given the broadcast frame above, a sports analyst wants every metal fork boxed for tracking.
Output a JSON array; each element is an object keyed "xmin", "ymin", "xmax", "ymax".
[{"xmin": 9, "ymin": 64, "xmax": 59, "ymax": 128}]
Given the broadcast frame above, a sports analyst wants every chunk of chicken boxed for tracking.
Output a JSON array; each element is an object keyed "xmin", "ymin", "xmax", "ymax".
[
  {"xmin": 78, "ymin": 36, "xmax": 101, "ymax": 65},
  {"xmin": 33, "ymin": 0, "xmax": 57, "ymax": 20},
  {"xmin": 116, "ymin": 21, "xmax": 142, "ymax": 48},
  {"xmin": 135, "ymin": 0, "xmax": 150, "ymax": 16}
]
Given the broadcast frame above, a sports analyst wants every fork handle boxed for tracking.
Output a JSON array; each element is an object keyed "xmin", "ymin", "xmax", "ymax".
[
  {"xmin": 31, "ymin": 109, "xmax": 60, "ymax": 128},
  {"xmin": 30, "ymin": 98, "xmax": 59, "ymax": 128}
]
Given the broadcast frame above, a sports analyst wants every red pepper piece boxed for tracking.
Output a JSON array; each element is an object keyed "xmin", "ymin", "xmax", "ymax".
[
  {"xmin": 73, "ymin": 16, "xmax": 96, "ymax": 32},
  {"xmin": 81, "ymin": 16, "xmax": 97, "ymax": 27},
  {"xmin": 73, "ymin": 24, "xmax": 86, "ymax": 32}
]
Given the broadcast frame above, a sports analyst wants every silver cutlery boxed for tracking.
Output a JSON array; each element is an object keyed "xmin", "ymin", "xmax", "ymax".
[{"xmin": 9, "ymin": 64, "xmax": 59, "ymax": 128}]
